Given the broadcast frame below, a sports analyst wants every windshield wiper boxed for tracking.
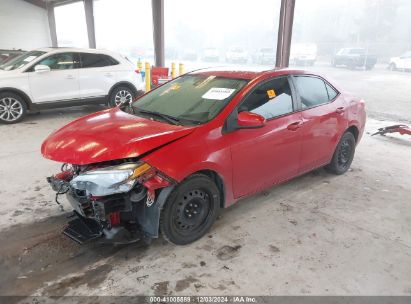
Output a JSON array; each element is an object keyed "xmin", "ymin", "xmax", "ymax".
[{"xmin": 134, "ymin": 108, "xmax": 182, "ymax": 125}]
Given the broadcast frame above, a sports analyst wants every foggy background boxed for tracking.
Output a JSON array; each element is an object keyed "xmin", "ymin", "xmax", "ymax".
[
  {"xmin": 53, "ymin": 0, "xmax": 411, "ymax": 123},
  {"xmin": 54, "ymin": 0, "xmax": 411, "ymax": 64}
]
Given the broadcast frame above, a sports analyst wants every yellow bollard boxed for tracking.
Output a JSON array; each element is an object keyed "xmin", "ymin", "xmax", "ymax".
[
  {"xmin": 179, "ymin": 63, "xmax": 185, "ymax": 76},
  {"xmin": 171, "ymin": 62, "xmax": 176, "ymax": 79},
  {"xmin": 145, "ymin": 62, "xmax": 151, "ymax": 92},
  {"xmin": 137, "ymin": 58, "xmax": 142, "ymax": 71}
]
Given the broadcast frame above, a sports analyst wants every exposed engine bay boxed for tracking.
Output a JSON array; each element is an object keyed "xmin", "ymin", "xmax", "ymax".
[{"xmin": 47, "ymin": 159, "xmax": 174, "ymax": 244}]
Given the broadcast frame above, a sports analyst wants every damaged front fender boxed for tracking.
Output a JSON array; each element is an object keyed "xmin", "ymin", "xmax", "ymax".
[{"xmin": 134, "ymin": 185, "xmax": 175, "ymax": 238}]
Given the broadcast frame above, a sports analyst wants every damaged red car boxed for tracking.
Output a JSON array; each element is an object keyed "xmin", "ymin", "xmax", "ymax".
[{"xmin": 42, "ymin": 67, "xmax": 366, "ymax": 245}]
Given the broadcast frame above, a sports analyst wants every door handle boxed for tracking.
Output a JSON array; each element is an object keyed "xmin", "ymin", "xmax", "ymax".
[
  {"xmin": 336, "ymin": 107, "xmax": 345, "ymax": 114},
  {"xmin": 287, "ymin": 121, "xmax": 303, "ymax": 131},
  {"xmin": 66, "ymin": 75, "xmax": 75, "ymax": 79}
]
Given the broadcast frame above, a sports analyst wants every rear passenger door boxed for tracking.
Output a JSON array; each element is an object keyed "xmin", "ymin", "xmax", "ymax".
[
  {"xmin": 292, "ymin": 75, "xmax": 346, "ymax": 173},
  {"xmin": 78, "ymin": 52, "xmax": 119, "ymax": 99}
]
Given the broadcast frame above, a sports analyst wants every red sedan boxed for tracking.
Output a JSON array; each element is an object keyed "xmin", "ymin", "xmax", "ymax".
[{"xmin": 42, "ymin": 67, "xmax": 366, "ymax": 245}]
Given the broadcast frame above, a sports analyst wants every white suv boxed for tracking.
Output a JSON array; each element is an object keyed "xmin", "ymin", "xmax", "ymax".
[{"xmin": 0, "ymin": 48, "xmax": 144, "ymax": 124}]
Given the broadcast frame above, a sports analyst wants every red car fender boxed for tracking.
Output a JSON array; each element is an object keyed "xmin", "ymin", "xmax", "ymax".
[{"xmin": 143, "ymin": 127, "xmax": 236, "ymax": 207}]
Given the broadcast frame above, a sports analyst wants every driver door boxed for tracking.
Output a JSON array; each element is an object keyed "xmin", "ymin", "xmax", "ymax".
[
  {"xmin": 227, "ymin": 76, "xmax": 303, "ymax": 198},
  {"xmin": 28, "ymin": 52, "xmax": 80, "ymax": 103}
]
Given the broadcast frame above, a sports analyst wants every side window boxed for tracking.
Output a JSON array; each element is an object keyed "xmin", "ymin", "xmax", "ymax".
[
  {"xmin": 81, "ymin": 53, "xmax": 118, "ymax": 68},
  {"xmin": 325, "ymin": 83, "xmax": 338, "ymax": 100},
  {"xmin": 37, "ymin": 53, "xmax": 77, "ymax": 70},
  {"xmin": 293, "ymin": 76, "xmax": 329, "ymax": 109},
  {"xmin": 239, "ymin": 77, "xmax": 293, "ymax": 120}
]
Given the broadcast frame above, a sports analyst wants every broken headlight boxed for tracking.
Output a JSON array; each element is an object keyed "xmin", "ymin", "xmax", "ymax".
[{"xmin": 70, "ymin": 162, "xmax": 152, "ymax": 197}]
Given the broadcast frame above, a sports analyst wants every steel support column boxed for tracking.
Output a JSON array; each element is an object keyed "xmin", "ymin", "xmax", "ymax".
[
  {"xmin": 47, "ymin": 5, "xmax": 58, "ymax": 47},
  {"xmin": 152, "ymin": 0, "xmax": 165, "ymax": 67},
  {"xmin": 275, "ymin": 0, "xmax": 296, "ymax": 68},
  {"xmin": 84, "ymin": 0, "xmax": 96, "ymax": 48}
]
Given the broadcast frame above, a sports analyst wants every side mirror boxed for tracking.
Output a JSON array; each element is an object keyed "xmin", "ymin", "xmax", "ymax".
[
  {"xmin": 237, "ymin": 111, "xmax": 266, "ymax": 129},
  {"xmin": 34, "ymin": 64, "xmax": 51, "ymax": 73}
]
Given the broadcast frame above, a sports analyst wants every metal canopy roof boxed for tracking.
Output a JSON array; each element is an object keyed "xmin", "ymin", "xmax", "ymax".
[{"xmin": 23, "ymin": 0, "xmax": 81, "ymax": 9}]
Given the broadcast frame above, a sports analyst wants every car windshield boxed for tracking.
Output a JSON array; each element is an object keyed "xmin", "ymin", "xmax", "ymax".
[
  {"xmin": 349, "ymin": 48, "xmax": 365, "ymax": 55},
  {"xmin": 0, "ymin": 50, "xmax": 46, "ymax": 71},
  {"xmin": 131, "ymin": 75, "xmax": 248, "ymax": 125}
]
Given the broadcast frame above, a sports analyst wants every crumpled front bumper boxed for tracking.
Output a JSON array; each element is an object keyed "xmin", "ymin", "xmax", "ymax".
[{"xmin": 47, "ymin": 174, "xmax": 175, "ymax": 244}]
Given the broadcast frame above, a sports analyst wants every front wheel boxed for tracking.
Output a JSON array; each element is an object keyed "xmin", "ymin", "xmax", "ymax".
[
  {"xmin": 325, "ymin": 131, "xmax": 356, "ymax": 175},
  {"xmin": 160, "ymin": 174, "xmax": 220, "ymax": 245},
  {"xmin": 0, "ymin": 92, "xmax": 27, "ymax": 124},
  {"xmin": 108, "ymin": 86, "xmax": 137, "ymax": 107}
]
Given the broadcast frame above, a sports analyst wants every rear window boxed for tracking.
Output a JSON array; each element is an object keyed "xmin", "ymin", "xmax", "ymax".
[
  {"xmin": 325, "ymin": 83, "xmax": 338, "ymax": 100},
  {"xmin": 293, "ymin": 76, "xmax": 330, "ymax": 109},
  {"xmin": 80, "ymin": 53, "xmax": 119, "ymax": 68}
]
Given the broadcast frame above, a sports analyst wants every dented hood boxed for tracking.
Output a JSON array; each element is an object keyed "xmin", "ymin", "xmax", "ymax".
[{"xmin": 41, "ymin": 108, "xmax": 195, "ymax": 165}]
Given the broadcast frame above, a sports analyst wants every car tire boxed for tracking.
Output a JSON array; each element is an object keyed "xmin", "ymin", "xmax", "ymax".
[
  {"xmin": 325, "ymin": 131, "xmax": 356, "ymax": 175},
  {"xmin": 348, "ymin": 61, "xmax": 356, "ymax": 70},
  {"xmin": 160, "ymin": 174, "xmax": 220, "ymax": 245},
  {"xmin": 108, "ymin": 86, "xmax": 138, "ymax": 107},
  {"xmin": 0, "ymin": 92, "xmax": 27, "ymax": 124}
]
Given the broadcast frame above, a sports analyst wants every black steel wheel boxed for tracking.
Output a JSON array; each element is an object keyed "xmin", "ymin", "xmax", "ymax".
[
  {"xmin": 325, "ymin": 131, "xmax": 356, "ymax": 175},
  {"xmin": 160, "ymin": 174, "xmax": 220, "ymax": 245}
]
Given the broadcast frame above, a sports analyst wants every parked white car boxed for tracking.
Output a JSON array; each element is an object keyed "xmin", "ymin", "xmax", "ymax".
[
  {"xmin": 290, "ymin": 43, "xmax": 317, "ymax": 66},
  {"xmin": 389, "ymin": 51, "xmax": 411, "ymax": 71},
  {"xmin": 0, "ymin": 48, "xmax": 144, "ymax": 124},
  {"xmin": 225, "ymin": 47, "xmax": 248, "ymax": 64}
]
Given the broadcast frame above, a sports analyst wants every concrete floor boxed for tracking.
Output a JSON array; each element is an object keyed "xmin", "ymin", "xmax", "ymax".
[{"xmin": 0, "ymin": 66, "xmax": 410, "ymax": 296}]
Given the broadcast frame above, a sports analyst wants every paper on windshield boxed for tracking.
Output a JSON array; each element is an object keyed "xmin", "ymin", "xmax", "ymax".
[
  {"xmin": 23, "ymin": 56, "xmax": 37, "ymax": 62},
  {"xmin": 202, "ymin": 88, "xmax": 236, "ymax": 100}
]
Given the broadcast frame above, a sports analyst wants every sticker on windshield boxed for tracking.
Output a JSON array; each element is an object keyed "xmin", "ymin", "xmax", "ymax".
[
  {"xmin": 23, "ymin": 56, "xmax": 37, "ymax": 62},
  {"xmin": 202, "ymin": 88, "xmax": 236, "ymax": 100},
  {"xmin": 267, "ymin": 89, "xmax": 276, "ymax": 99}
]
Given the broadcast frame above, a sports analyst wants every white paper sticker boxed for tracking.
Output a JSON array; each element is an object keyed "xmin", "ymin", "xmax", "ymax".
[
  {"xmin": 23, "ymin": 56, "xmax": 37, "ymax": 62},
  {"xmin": 202, "ymin": 88, "xmax": 236, "ymax": 100}
]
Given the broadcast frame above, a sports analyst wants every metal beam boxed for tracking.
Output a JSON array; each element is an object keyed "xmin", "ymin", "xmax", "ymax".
[
  {"xmin": 275, "ymin": 0, "xmax": 296, "ymax": 68},
  {"xmin": 83, "ymin": 0, "xmax": 96, "ymax": 48},
  {"xmin": 47, "ymin": 5, "xmax": 58, "ymax": 47},
  {"xmin": 152, "ymin": 0, "xmax": 165, "ymax": 67},
  {"xmin": 23, "ymin": 0, "xmax": 47, "ymax": 9}
]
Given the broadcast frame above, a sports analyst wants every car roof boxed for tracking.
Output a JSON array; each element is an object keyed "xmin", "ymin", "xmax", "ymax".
[
  {"xmin": 189, "ymin": 66, "xmax": 307, "ymax": 80},
  {"xmin": 33, "ymin": 47, "xmax": 117, "ymax": 55}
]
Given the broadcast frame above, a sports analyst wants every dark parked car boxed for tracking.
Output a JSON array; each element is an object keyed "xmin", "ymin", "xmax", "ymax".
[
  {"xmin": 332, "ymin": 48, "xmax": 377, "ymax": 70},
  {"xmin": 0, "ymin": 49, "xmax": 26, "ymax": 64}
]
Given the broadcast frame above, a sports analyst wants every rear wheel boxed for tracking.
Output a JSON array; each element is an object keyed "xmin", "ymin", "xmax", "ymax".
[
  {"xmin": 325, "ymin": 131, "xmax": 356, "ymax": 175},
  {"xmin": 0, "ymin": 92, "xmax": 27, "ymax": 124},
  {"xmin": 160, "ymin": 174, "xmax": 220, "ymax": 245}
]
